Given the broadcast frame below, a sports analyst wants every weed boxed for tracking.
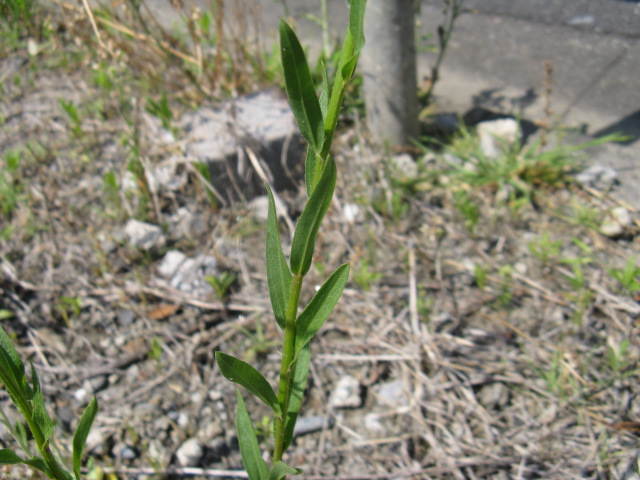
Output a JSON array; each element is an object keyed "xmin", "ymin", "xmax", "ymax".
[
  {"xmin": 214, "ymin": 3, "xmax": 365, "ymax": 477},
  {"xmin": 353, "ymin": 260, "xmax": 383, "ymax": 292},
  {"xmin": 58, "ymin": 98, "xmax": 83, "ymax": 138},
  {"xmin": 606, "ymin": 338, "xmax": 630, "ymax": 374},
  {"xmin": 56, "ymin": 295, "xmax": 82, "ymax": 326},
  {"xmin": 453, "ymin": 189, "xmax": 479, "ymax": 233},
  {"xmin": 206, "ymin": 271, "xmax": 237, "ymax": 301},
  {"xmin": 473, "ymin": 263, "xmax": 490, "ymax": 289},
  {"xmin": 0, "ymin": 327, "xmax": 98, "ymax": 479},
  {"xmin": 0, "ymin": 149, "xmax": 24, "ymax": 218},
  {"xmin": 608, "ymin": 257, "xmax": 640, "ymax": 293},
  {"xmin": 145, "ymin": 91, "xmax": 174, "ymax": 132},
  {"xmin": 528, "ymin": 231, "xmax": 562, "ymax": 264}
]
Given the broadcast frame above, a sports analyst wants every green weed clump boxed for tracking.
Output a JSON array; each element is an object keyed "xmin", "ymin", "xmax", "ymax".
[{"xmin": 214, "ymin": 1, "xmax": 366, "ymax": 477}]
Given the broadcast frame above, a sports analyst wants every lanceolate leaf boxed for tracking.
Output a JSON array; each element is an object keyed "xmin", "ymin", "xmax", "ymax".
[
  {"xmin": 73, "ymin": 397, "xmax": 98, "ymax": 480},
  {"xmin": 23, "ymin": 457, "xmax": 52, "ymax": 477},
  {"xmin": 319, "ymin": 60, "xmax": 330, "ymax": 121},
  {"xmin": 236, "ymin": 391, "xmax": 269, "ymax": 480},
  {"xmin": 290, "ymin": 158, "xmax": 336, "ymax": 276},
  {"xmin": 265, "ymin": 185, "xmax": 291, "ymax": 330},
  {"xmin": 0, "ymin": 449, "xmax": 24, "ymax": 465},
  {"xmin": 216, "ymin": 353, "xmax": 282, "ymax": 417},
  {"xmin": 280, "ymin": 20, "xmax": 324, "ymax": 151},
  {"xmin": 0, "ymin": 326, "xmax": 29, "ymax": 404},
  {"xmin": 30, "ymin": 364, "xmax": 56, "ymax": 443},
  {"xmin": 269, "ymin": 461, "xmax": 301, "ymax": 480},
  {"xmin": 282, "ymin": 344, "xmax": 311, "ymax": 451},
  {"xmin": 295, "ymin": 263, "xmax": 349, "ymax": 352},
  {"xmin": 348, "ymin": 0, "xmax": 367, "ymax": 54}
]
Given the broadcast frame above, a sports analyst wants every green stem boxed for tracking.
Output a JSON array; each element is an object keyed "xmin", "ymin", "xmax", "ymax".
[
  {"xmin": 273, "ymin": 273, "xmax": 303, "ymax": 463},
  {"xmin": 21, "ymin": 405, "xmax": 68, "ymax": 480}
]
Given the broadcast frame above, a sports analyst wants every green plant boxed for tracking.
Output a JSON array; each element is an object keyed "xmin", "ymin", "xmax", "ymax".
[
  {"xmin": 528, "ymin": 231, "xmax": 562, "ymax": 264},
  {"xmin": 608, "ymin": 257, "xmax": 640, "ymax": 293},
  {"xmin": 606, "ymin": 338, "xmax": 630, "ymax": 374},
  {"xmin": 205, "ymin": 271, "xmax": 237, "ymax": 300},
  {"xmin": 353, "ymin": 260, "xmax": 382, "ymax": 292},
  {"xmin": 145, "ymin": 91, "xmax": 173, "ymax": 131},
  {"xmin": 58, "ymin": 98, "xmax": 83, "ymax": 139},
  {"xmin": 214, "ymin": 2, "xmax": 366, "ymax": 478},
  {"xmin": 453, "ymin": 189, "xmax": 479, "ymax": 233},
  {"xmin": 473, "ymin": 263, "xmax": 489, "ymax": 289},
  {"xmin": 0, "ymin": 149, "xmax": 24, "ymax": 218},
  {"xmin": 56, "ymin": 296, "xmax": 82, "ymax": 326},
  {"xmin": 0, "ymin": 326, "xmax": 98, "ymax": 479}
]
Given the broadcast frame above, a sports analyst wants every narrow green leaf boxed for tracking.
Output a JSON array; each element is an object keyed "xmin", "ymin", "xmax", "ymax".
[
  {"xmin": 282, "ymin": 344, "xmax": 311, "ymax": 451},
  {"xmin": 0, "ymin": 449, "xmax": 24, "ymax": 464},
  {"xmin": 73, "ymin": 397, "xmax": 98, "ymax": 480},
  {"xmin": 279, "ymin": 20, "xmax": 324, "ymax": 151},
  {"xmin": 318, "ymin": 61, "xmax": 330, "ymax": 120},
  {"xmin": 269, "ymin": 461, "xmax": 301, "ymax": 480},
  {"xmin": 295, "ymin": 263, "xmax": 349, "ymax": 351},
  {"xmin": 216, "ymin": 353, "xmax": 282, "ymax": 417},
  {"xmin": 304, "ymin": 145, "xmax": 317, "ymax": 197},
  {"xmin": 30, "ymin": 364, "xmax": 56, "ymax": 443},
  {"xmin": 340, "ymin": 55, "xmax": 360, "ymax": 84},
  {"xmin": 0, "ymin": 326, "xmax": 28, "ymax": 400},
  {"xmin": 348, "ymin": 0, "xmax": 367, "ymax": 53},
  {"xmin": 290, "ymin": 158, "xmax": 336, "ymax": 276},
  {"xmin": 236, "ymin": 391, "xmax": 269, "ymax": 480},
  {"xmin": 265, "ymin": 184, "xmax": 292, "ymax": 330},
  {"xmin": 24, "ymin": 457, "xmax": 54, "ymax": 477}
]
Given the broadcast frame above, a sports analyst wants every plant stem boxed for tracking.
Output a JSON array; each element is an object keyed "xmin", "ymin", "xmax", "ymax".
[{"xmin": 273, "ymin": 273, "xmax": 303, "ymax": 462}]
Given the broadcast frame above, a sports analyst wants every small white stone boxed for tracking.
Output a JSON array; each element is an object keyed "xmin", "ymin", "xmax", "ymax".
[
  {"xmin": 247, "ymin": 194, "xmax": 287, "ymax": 223},
  {"xmin": 329, "ymin": 375, "xmax": 362, "ymax": 408},
  {"xmin": 343, "ymin": 203, "xmax": 362, "ymax": 224},
  {"xmin": 376, "ymin": 380, "xmax": 408, "ymax": 408},
  {"xmin": 600, "ymin": 207, "xmax": 632, "ymax": 237},
  {"xmin": 390, "ymin": 153, "xmax": 418, "ymax": 180},
  {"xmin": 158, "ymin": 250, "xmax": 187, "ymax": 278},
  {"xmin": 477, "ymin": 118, "xmax": 520, "ymax": 158},
  {"xmin": 175, "ymin": 438, "xmax": 203, "ymax": 467},
  {"xmin": 364, "ymin": 413, "xmax": 385, "ymax": 434},
  {"xmin": 123, "ymin": 219, "xmax": 166, "ymax": 250}
]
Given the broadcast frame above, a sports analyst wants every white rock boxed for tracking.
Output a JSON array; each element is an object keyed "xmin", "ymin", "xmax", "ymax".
[
  {"xmin": 477, "ymin": 118, "xmax": 521, "ymax": 158},
  {"xmin": 158, "ymin": 250, "xmax": 187, "ymax": 278},
  {"xmin": 147, "ymin": 161, "xmax": 186, "ymax": 192},
  {"xmin": 376, "ymin": 380, "xmax": 408, "ymax": 408},
  {"xmin": 575, "ymin": 164, "xmax": 618, "ymax": 190},
  {"xmin": 343, "ymin": 203, "xmax": 363, "ymax": 224},
  {"xmin": 175, "ymin": 438, "xmax": 203, "ymax": 467},
  {"xmin": 247, "ymin": 194, "xmax": 287, "ymax": 223},
  {"xmin": 123, "ymin": 219, "xmax": 166, "ymax": 250},
  {"xmin": 390, "ymin": 153, "xmax": 418, "ymax": 180},
  {"xmin": 329, "ymin": 375, "xmax": 362, "ymax": 408},
  {"xmin": 600, "ymin": 207, "xmax": 632, "ymax": 237},
  {"xmin": 168, "ymin": 254, "xmax": 218, "ymax": 295},
  {"xmin": 364, "ymin": 412, "xmax": 385, "ymax": 435}
]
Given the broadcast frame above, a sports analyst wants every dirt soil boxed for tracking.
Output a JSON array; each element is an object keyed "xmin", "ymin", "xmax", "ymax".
[{"xmin": 1, "ymin": 10, "xmax": 640, "ymax": 480}]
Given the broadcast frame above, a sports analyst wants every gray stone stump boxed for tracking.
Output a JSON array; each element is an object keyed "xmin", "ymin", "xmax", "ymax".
[{"xmin": 362, "ymin": 0, "xmax": 419, "ymax": 147}]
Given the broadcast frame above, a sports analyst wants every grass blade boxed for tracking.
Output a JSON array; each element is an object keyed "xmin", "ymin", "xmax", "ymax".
[
  {"xmin": 236, "ymin": 391, "xmax": 269, "ymax": 480},
  {"xmin": 295, "ymin": 263, "xmax": 349, "ymax": 351},
  {"xmin": 290, "ymin": 158, "xmax": 336, "ymax": 276},
  {"xmin": 280, "ymin": 20, "xmax": 324, "ymax": 151},
  {"xmin": 73, "ymin": 397, "xmax": 98, "ymax": 480},
  {"xmin": 216, "ymin": 353, "xmax": 282, "ymax": 417},
  {"xmin": 266, "ymin": 185, "xmax": 292, "ymax": 330}
]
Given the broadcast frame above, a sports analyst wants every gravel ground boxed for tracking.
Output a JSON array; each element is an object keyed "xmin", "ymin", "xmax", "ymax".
[{"xmin": 1, "ymin": 5, "xmax": 639, "ymax": 480}]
